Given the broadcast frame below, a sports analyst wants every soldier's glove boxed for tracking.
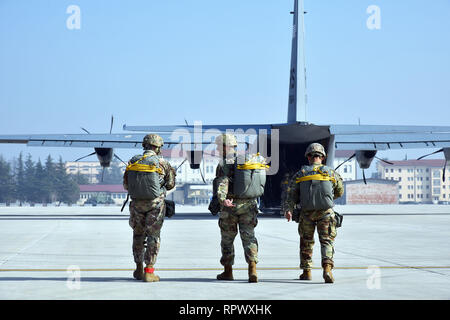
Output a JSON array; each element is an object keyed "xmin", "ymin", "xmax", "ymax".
[
  {"xmin": 165, "ymin": 200, "xmax": 175, "ymax": 218},
  {"xmin": 334, "ymin": 211, "xmax": 343, "ymax": 228},
  {"xmin": 208, "ymin": 196, "xmax": 220, "ymax": 215},
  {"xmin": 292, "ymin": 208, "xmax": 301, "ymax": 223}
]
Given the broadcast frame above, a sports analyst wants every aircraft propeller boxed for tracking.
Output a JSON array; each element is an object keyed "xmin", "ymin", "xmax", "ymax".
[
  {"xmin": 335, "ymin": 152, "xmax": 394, "ymax": 185},
  {"xmin": 417, "ymin": 148, "xmax": 450, "ymax": 182},
  {"xmin": 74, "ymin": 115, "xmax": 126, "ymax": 182}
]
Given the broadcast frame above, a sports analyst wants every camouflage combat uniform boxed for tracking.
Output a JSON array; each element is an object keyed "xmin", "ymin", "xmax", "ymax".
[
  {"xmin": 216, "ymin": 158, "xmax": 259, "ymax": 266},
  {"xmin": 284, "ymin": 164, "xmax": 344, "ymax": 269},
  {"xmin": 123, "ymin": 149, "xmax": 176, "ymax": 266},
  {"xmin": 280, "ymin": 173, "xmax": 291, "ymax": 214}
]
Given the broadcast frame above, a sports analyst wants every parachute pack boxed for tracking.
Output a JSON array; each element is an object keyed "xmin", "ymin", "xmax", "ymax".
[
  {"xmin": 233, "ymin": 153, "xmax": 269, "ymax": 199},
  {"xmin": 125, "ymin": 154, "xmax": 163, "ymax": 200},
  {"xmin": 296, "ymin": 164, "xmax": 336, "ymax": 211}
]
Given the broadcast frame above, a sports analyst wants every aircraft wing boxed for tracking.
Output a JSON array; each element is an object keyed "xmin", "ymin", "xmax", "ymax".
[
  {"xmin": 0, "ymin": 122, "xmax": 274, "ymax": 149},
  {"xmin": 0, "ymin": 133, "xmax": 177, "ymax": 149},
  {"xmin": 122, "ymin": 123, "xmax": 275, "ymax": 133},
  {"xmin": 330, "ymin": 124, "xmax": 450, "ymax": 151}
]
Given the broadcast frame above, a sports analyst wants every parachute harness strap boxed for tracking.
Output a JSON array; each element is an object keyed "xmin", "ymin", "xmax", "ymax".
[
  {"xmin": 236, "ymin": 153, "xmax": 270, "ymax": 170},
  {"xmin": 296, "ymin": 165, "xmax": 336, "ymax": 184},
  {"xmin": 126, "ymin": 154, "xmax": 163, "ymax": 174}
]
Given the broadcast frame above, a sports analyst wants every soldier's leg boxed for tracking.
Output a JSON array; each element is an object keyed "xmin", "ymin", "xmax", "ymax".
[
  {"xmin": 317, "ymin": 213, "xmax": 337, "ymax": 283},
  {"xmin": 218, "ymin": 211, "xmax": 239, "ymax": 266},
  {"xmin": 219, "ymin": 211, "xmax": 238, "ymax": 266},
  {"xmin": 317, "ymin": 214, "xmax": 336, "ymax": 268},
  {"xmin": 143, "ymin": 204, "xmax": 165, "ymax": 267},
  {"xmin": 238, "ymin": 208, "xmax": 259, "ymax": 283},
  {"xmin": 217, "ymin": 210, "xmax": 238, "ymax": 281},
  {"xmin": 298, "ymin": 215, "xmax": 316, "ymax": 270},
  {"xmin": 237, "ymin": 204, "xmax": 259, "ymax": 265},
  {"xmin": 129, "ymin": 201, "xmax": 146, "ymax": 280},
  {"xmin": 142, "ymin": 199, "xmax": 165, "ymax": 282}
]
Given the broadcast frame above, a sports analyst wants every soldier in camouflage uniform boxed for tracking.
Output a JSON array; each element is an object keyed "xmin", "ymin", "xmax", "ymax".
[
  {"xmin": 214, "ymin": 133, "xmax": 260, "ymax": 283},
  {"xmin": 280, "ymin": 172, "xmax": 291, "ymax": 215},
  {"xmin": 123, "ymin": 134, "xmax": 176, "ymax": 282},
  {"xmin": 283, "ymin": 143, "xmax": 344, "ymax": 283}
]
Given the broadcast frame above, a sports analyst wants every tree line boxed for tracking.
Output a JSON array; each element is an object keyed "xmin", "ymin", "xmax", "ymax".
[{"xmin": 0, "ymin": 153, "xmax": 86, "ymax": 205}]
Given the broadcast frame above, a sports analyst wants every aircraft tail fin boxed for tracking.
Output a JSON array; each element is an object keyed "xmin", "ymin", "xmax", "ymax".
[{"xmin": 287, "ymin": 0, "xmax": 307, "ymax": 124}]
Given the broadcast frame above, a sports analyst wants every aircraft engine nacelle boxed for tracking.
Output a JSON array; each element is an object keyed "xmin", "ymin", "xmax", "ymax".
[
  {"xmin": 444, "ymin": 148, "xmax": 450, "ymax": 162},
  {"xmin": 95, "ymin": 148, "xmax": 114, "ymax": 168},
  {"xmin": 355, "ymin": 150, "xmax": 377, "ymax": 169},
  {"xmin": 187, "ymin": 150, "xmax": 203, "ymax": 169}
]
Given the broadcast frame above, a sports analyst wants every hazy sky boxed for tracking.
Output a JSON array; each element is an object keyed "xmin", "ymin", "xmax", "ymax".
[{"xmin": 1, "ymin": 0, "xmax": 449, "ymax": 170}]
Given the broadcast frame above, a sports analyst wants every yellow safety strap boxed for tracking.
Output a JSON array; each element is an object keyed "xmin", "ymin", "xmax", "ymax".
[
  {"xmin": 126, "ymin": 154, "xmax": 163, "ymax": 174},
  {"xmin": 126, "ymin": 163, "xmax": 163, "ymax": 174},
  {"xmin": 296, "ymin": 174, "xmax": 336, "ymax": 184},
  {"xmin": 236, "ymin": 163, "xmax": 270, "ymax": 170}
]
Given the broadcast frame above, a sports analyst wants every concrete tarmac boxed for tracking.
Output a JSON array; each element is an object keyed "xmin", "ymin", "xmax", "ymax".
[{"xmin": 0, "ymin": 205, "xmax": 449, "ymax": 300}]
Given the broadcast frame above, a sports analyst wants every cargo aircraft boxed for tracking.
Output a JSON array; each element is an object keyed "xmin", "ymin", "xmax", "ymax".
[{"xmin": 1, "ymin": 0, "xmax": 450, "ymax": 213}]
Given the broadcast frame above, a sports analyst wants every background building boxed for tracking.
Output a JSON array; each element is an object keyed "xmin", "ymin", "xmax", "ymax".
[
  {"xmin": 78, "ymin": 184, "xmax": 127, "ymax": 206},
  {"xmin": 377, "ymin": 159, "xmax": 450, "ymax": 204},
  {"xmin": 70, "ymin": 149, "xmax": 220, "ymax": 205},
  {"xmin": 66, "ymin": 149, "xmax": 220, "ymax": 185},
  {"xmin": 333, "ymin": 150, "xmax": 357, "ymax": 181},
  {"xmin": 70, "ymin": 149, "xmax": 361, "ymax": 205},
  {"xmin": 336, "ymin": 179, "xmax": 399, "ymax": 205}
]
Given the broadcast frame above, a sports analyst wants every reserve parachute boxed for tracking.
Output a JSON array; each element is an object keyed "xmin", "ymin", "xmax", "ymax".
[
  {"xmin": 126, "ymin": 154, "xmax": 163, "ymax": 200},
  {"xmin": 296, "ymin": 165, "xmax": 336, "ymax": 211},
  {"xmin": 233, "ymin": 153, "xmax": 269, "ymax": 199}
]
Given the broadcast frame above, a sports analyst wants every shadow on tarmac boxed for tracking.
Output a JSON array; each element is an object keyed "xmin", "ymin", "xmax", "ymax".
[{"xmin": 0, "ymin": 276, "xmax": 327, "ymax": 285}]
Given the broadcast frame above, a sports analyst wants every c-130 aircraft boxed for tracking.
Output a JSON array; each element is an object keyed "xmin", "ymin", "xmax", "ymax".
[{"xmin": 1, "ymin": 0, "xmax": 450, "ymax": 213}]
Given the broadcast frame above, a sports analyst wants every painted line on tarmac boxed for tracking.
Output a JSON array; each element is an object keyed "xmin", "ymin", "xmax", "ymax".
[{"xmin": 1, "ymin": 266, "xmax": 450, "ymax": 272}]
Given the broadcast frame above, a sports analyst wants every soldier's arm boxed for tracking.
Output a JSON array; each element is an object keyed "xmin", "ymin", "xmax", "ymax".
[
  {"xmin": 161, "ymin": 160, "xmax": 176, "ymax": 191},
  {"xmin": 123, "ymin": 170, "xmax": 129, "ymax": 191},
  {"xmin": 216, "ymin": 176, "xmax": 229, "ymax": 205},
  {"xmin": 333, "ymin": 171, "xmax": 344, "ymax": 199},
  {"xmin": 283, "ymin": 174, "xmax": 300, "ymax": 213}
]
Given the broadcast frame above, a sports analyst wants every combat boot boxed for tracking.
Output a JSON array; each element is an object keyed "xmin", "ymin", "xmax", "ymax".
[
  {"xmin": 323, "ymin": 264, "xmax": 334, "ymax": 283},
  {"xmin": 217, "ymin": 265, "xmax": 234, "ymax": 281},
  {"xmin": 143, "ymin": 265, "xmax": 160, "ymax": 282},
  {"xmin": 133, "ymin": 262, "xmax": 144, "ymax": 280},
  {"xmin": 299, "ymin": 269, "xmax": 312, "ymax": 280},
  {"xmin": 248, "ymin": 261, "xmax": 258, "ymax": 283}
]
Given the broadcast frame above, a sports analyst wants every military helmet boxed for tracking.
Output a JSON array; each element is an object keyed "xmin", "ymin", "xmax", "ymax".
[
  {"xmin": 215, "ymin": 133, "xmax": 238, "ymax": 147},
  {"xmin": 305, "ymin": 143, "xmax": 326, "ymax": 157},
  {"xmin": 143, "ymin": 133, "xmax": 164, "ymax": 147}
]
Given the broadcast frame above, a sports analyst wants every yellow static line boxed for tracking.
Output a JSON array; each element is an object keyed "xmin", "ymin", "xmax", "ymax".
[{"xmin": 1, "ymin": 266, "xmax": 450, "ymax": 272}]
